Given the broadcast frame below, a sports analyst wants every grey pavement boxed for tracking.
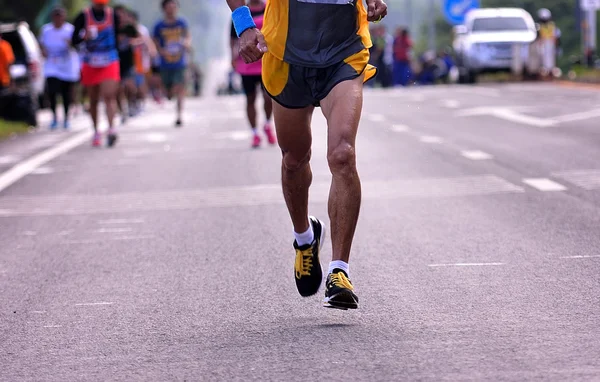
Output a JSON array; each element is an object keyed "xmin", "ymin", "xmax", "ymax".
[{"xmin": 1, "ymin": 82, "xmax": 600, "ymax": 381}]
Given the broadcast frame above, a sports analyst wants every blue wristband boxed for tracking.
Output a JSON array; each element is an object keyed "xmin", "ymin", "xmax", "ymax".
[{"xmin": 232, "ymin": 6, "xmax": 256, "ymax": 38}]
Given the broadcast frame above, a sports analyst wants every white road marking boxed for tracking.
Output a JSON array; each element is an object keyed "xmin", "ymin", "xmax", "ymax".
[
  {"xmin": 31, "ymin": 311, "xmax": 46, "ymax": 314},
  {"xmin": 95, "ymin": 227, "xmax": 134, "ymax": 233},
  {"xmin": 63, "ymin": 235, "xmax": 155, "ymax": 244},
  {"xmin": 21, "ymin": 231, "xmax": 37, "ymax": 236},
  {"xmin": 30, "ymin": 167, "xmax": 55, "ymax": 175},
  {"xmin": 58, "ymin": 230, "xmax": 73, "ymax": 236},
  {"xmin": 456, "ymin": 107, "xmax": 557, "ymax": 127},
  {"xmin": 391, "ymin": 124, "xmax": 410, "ymax": 133},
  {"xmin": 367, "ymin": 114, "xmax": 386, "ymax": 122},
  {"xmin": 442, "ymin": 99, "xmax": 460, "ymax": 109},
  {"xmin": 0, "ymin": 155, "xmax": 20, "ymax": 165},
  {"xmin": 461, "ymin": 150, "xmax": 493, "ymax": 160},
  {"xmin": 142, "ymin": 133, "xmax": 168, "ymax": 143},
  {"xmin": 523, "ymin": 178, "xmax": 567, "ymax": 192},
  {"xmin": 98, "ymin": 218, "xmax": 145, "ymax": 224},
  {"xmin": 553, "ymin": 108, "xmax": 600, "ymax": 123},
  {"xmin": 428, "ymin": 262, "xmax": 505, "ymax": 267},
  {"xmin": 419, "ymin": 136, "xmax": 443, "ymax": 144},
  {"xmin": 43, "ymin": 325, "xmax": 62, "ymax": 328},
  {"xmin": 552, "ymin": 169, "xmax": 600, "ymax": 190},
  {"xmin": 74, "ymin": 302, "xmax": 114, "ymax": 306},
  {"xmin": 0, "ymin": 130, "xmax": 92, "ymax": 194},
  {"xmin": 214, "ymin": 131, "xmax": 252, "ymax": 141},
  {"xmin": 560, "ymin": 255, "xmax": 600, "ymax": 259}
]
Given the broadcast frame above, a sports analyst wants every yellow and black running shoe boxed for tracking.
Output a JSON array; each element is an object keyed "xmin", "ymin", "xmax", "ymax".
[
  {"xmin": 323, "ymin": 269, "xmax": 358, "ymax": 310},
  {"xmin": 294, "ymin": 216, "xmax": 325, "ymax": 297}
]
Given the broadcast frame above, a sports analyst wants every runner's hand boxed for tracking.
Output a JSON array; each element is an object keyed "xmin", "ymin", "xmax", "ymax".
[
  {"xmin": 366, "ymin": 0, "xmax": 387, "ymax": 22},
  {"xmin": 239, "ymin": 28, "xmax": 267, "ymax": 64}
]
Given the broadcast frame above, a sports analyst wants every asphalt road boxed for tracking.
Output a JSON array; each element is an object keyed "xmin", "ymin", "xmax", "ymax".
[{"xmin": 1, "ymin": 82, "xmax": 599, "ymax": 381}]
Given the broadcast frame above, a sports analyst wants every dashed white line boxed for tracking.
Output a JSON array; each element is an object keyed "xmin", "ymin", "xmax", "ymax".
[
  {"xmin": 21, "ymin": 231, "xmax": 37, "ymax": 236},
  {"xmin": 95, "ymin": 227, "xmax": 134, "ymax": 234},
  {"xmin": 63, "ymin": 235, "xmax": 155, "ymax": 244},
  {"xmin": 43, "ymin": 325, "xmax": 62, "ymax": 328},
  {"xmin": 391, "ymin": 124, "xmax": 410, "ymax": 133},
  {"xmin": 461, "ymin": 150, "xmax": 493, "ymax": 160},
  {"xmin": 31, "ymin": 311, "xmax": 46, "ymax": 314},
  {"xmin": 0, "ymin": 155, "xmax": 20, "ymax": 165},
  {"xmin": 74, "ymin": 302, "xmax": 114, "ymax": 307},
  {"xmin": 428, "ymin": 262, "xmax": 505, "ymax": 267},
  {"xmin": 442, "ymin": 99, "xmax": 460, "ymax": 109},
  {"xmin": 30, "ymin": 167, "xmax": 55, "ymax": 175},
  {"xmin": 98, "ymin": 218, "xmax": 145, "ymax": 225},
  {"xmin": 523, "ymin": 178, "xmax": 567, "ymax": 192},
  {"xmin": 419, "ymin": 136, "xmax": 443, "ymax": 144},
  {"xmin": 367, "ymin": 114, "xmax": 386, "ymax": 122},
  {"xmin": 560, "ymin": 255, "xmax": 600, "ymax": 259}
]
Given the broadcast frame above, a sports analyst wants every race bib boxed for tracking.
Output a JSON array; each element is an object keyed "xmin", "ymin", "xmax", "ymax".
[
  {"xmin": 166, "ymin": 42, "xmax": 183, "ymax": 55},
  {"xmin": 88, "ymin": 54, "xmax": 112, "ymax": 68},
  {"xmin": 297, "ymin": 0, "xmax": 354, "ymax": 4}
]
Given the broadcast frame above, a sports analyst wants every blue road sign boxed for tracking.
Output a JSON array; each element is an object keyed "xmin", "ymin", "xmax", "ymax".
[{"xmin": 443, "ymin": 0, "xmax": 480, "ymax": 25}]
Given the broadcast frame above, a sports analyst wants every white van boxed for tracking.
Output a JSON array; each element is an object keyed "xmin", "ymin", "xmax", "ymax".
[{"xmin": 453, "ymin": 8, "xmax": 537, "ymax": 83}]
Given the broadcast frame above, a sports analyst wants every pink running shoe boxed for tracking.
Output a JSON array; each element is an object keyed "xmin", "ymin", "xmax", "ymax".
[
  {"xmin": 252, "ymin": 133, "xmax": 261, "ymax": 148},
  {"xmin": 92, "ymin": 132, "xmax": 101, "ymax": 147},
  {"xmin": 264, "ymin": 124, "xmax": 276, "ymax": 145}
]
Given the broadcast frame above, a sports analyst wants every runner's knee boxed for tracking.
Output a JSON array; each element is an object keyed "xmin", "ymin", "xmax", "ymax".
[
  {"xmin": 283, "ymin": 149, "xmax": 311, "ymax": 172},
  {"xmin": 327, "ymin": 142, "xmax": 356, "ymax": 173}
]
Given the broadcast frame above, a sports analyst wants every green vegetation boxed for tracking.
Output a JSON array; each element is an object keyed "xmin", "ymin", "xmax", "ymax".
[{"xmin": 0, "ymin": 119, "xmax": 29, "ymax": 141}]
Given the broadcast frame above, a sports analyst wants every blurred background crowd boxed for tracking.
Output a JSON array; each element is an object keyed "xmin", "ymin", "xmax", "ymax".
[{"xmin": 0, "ymin": 0, "xmax": 598, "ymax": 128}]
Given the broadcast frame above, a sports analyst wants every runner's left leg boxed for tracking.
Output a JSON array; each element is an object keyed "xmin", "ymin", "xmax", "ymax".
[
  {"xmin": 319, "ymin": 74, "xmax": 364, "ymax": 310},
  {"xmin": 100, "ymin": 79, "xmax": 119, "ymax": 147}
]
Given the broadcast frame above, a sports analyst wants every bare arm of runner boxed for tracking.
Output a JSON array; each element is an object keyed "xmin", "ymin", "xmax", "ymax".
[{"xmin": 226, "ymin": 0, "xmax": 266, "ymax": 64}]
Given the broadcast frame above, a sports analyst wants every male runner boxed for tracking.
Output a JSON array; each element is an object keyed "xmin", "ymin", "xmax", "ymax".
[
  {"xmin": 229, "ymin": 0, "xmax": 275, "ymax": 149},
  {"xmin": 114, "ymin": 5, "xmax": 139, "ymax": 122},
  {"xmin": 72, "ymin": 0, "xmax": 122, "ymax": 147},
  {"xmin": 227, "ymin": 0, "xmax": 386, "ymax": 310},
  {"xmin": 153, "ymin": 0, "xmax": 191, "ymax": 127}
]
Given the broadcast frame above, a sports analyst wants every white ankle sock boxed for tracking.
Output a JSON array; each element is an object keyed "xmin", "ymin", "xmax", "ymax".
[
  {"xmin": 294, "ymin": 223, "xmax": 314, "ymax": 246},
  {"xmin": 329, "ymin": 260, "xmax": 349, "ymax": 277}
]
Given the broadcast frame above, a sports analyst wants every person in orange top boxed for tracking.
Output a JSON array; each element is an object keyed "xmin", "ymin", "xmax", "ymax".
[{"xmin": 0, "ymin": 33, "xmax": 15, "ymax": 89}]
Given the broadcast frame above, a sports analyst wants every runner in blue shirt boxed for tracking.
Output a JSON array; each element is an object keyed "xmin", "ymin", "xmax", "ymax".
[{"xmin": 153, "ymin": 0, "xmax": 191, "ymax": 127}]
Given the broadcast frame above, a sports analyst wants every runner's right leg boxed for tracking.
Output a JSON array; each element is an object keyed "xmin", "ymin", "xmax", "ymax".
[
  {"xmin": 262, "ymin": 87, "xmax": 275, "ymax": 145},
  {"xmin": 274, "ymin": 103, "xmax": 325, "ymax": 297},
  {"xmin": 100, "ymin": 79, "xmax": 119, "ymax": 147},
  {"xmin": 243, "ymin": 79, "xmax": 260, "ymax": 148}
]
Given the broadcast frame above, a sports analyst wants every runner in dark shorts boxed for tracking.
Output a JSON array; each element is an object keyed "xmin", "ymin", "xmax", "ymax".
[{"xmin": 227, "ymin": 0, "xmax": 387, "ymax": 310}]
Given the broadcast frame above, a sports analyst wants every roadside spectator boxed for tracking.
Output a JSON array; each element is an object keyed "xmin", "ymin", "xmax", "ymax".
[
  {"xmin": 392, "ymin": 28, "xmax": 412, "ymax": 86},
  {"xmin": 0, "ymin": 32, "xmax": 15, "ymax": 91},
  {"xmin": 369, "ymin": 25, "xmax": 393, "ymax": 88}
]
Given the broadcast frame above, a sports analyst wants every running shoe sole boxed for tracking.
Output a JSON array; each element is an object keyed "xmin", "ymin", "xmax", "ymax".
[{"xmin": 324, "ymin": 290, "xmax": 359, "ymax": 310}]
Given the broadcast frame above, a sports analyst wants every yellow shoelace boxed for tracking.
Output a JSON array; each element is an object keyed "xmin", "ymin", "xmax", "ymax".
[
  {"xmin": 330, "ymin": 272, "xmax": 354, "ymax": 290},
  {"xmin": 295, "ymin": 249, "xmax": 313, "ymax": 279}
]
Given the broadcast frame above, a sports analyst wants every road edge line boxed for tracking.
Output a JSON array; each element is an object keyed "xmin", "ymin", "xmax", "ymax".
[{"xmin": 0, "ymin": 130, "xmax": 92, "ymax": 194}]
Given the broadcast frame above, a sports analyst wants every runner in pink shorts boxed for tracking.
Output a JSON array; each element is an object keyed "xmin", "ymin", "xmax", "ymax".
[{"xmin": 230, "ymin": 0, "xmax": 275, "ymax": 149}]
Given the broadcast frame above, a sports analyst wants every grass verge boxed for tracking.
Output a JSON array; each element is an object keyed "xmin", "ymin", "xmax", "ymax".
[{"xmin": 0, "ymin": 119, "xmax": 30, "ymax": 141}]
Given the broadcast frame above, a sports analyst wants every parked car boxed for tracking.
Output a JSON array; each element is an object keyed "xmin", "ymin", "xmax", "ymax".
[
  {"xmin": 452, "ymin": 8, "xmax": 537, "ymax": 84},
  {"xmin": 0, "ymin": 21, "xmax": 44, "ymax": 126}
]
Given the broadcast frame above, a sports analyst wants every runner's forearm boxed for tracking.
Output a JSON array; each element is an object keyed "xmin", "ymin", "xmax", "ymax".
[{"xmin": 226, "ymin": 0, "xmax": 247, "ymax": 11}]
